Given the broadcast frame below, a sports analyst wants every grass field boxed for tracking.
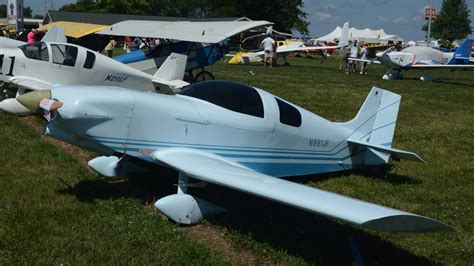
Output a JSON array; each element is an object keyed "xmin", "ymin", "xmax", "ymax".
[{"xmin": 1, "ymin": 55, "xmax": 473, "ymax": 264}]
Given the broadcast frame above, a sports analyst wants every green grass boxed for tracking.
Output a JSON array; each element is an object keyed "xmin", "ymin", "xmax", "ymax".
[{"xmin": 1, "ymin": 55, "xmax": 473, "ymax": 264}]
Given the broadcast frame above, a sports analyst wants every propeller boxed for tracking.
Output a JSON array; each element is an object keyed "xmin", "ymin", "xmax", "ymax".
[{"xmin": 16, "ymin": 90, "xmax": 63, "ymax": 121}]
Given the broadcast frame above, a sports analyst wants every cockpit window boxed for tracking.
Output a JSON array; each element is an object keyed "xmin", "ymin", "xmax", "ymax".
[
  {"xmin": 83, "ymin": 51, "xmax": 95, "ymax": 69},
  {"xmin": 180, "ymin": 80, "xmax": 264, "ymax": 118},
  {"xmin": 276, "ymin": 97, "xmax": 302, "ymax": 127},
  {"xmin": 51, "ymin": 44, "xmax": 78, "ymax": 67},
  {"xmin": 19, "ymin": 42, "xmax": 49, "ymax": 62}
]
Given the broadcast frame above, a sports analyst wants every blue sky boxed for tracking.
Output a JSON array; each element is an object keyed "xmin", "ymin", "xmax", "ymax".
[
  {"xmin": 303, "ymin": 0, "xmax": 474, "ymax": 40},
  {"xmin": 9, "ymin": 0, "xmax": 474, "ymax": 40}
]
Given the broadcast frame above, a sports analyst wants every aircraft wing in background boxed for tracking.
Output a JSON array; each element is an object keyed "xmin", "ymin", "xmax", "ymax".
[
  {"xmin": 99, "ymin": 20, "xmax": 273, "ymax": 43},
  {"xmin": 410, "ymin": 63, "xmax": 474, "ymax": 68}
]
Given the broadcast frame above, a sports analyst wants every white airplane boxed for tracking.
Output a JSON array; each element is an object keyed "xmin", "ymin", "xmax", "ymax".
[
  {"xmin": 0, "ymin": 40, "xmax": 188, "ymax": 115},
  {"xmin": 240, "ymin": 22, "xmax": 349, "ymax": 65},
  {"xmin": 351, "ymin": 39, "xmax": 474, "ymax": 80},
  {"xmin": 14, "ymin": 55, "xmax": 452, "ymax": 232}
]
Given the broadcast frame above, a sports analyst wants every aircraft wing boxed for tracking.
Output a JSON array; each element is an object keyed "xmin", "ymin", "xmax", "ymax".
[
  {"xmin": 246, "ymin": 44, "xmax": 344, "ymax": 58},
  {"xmin": 410, "ymin": 64, "xmax": 474, "ymax": 69},
  {"xmin": 0, "ymin": 36, "xmax": 25, "ymax": 48},
  {"xmin": 6, "ymin": 76, "xmax": 51, "ymax": 91},
  {"xmin": 348, "ymin": 58, "xmax": 381, "ymax": 64},
  {"xmin": 39, "ymin": 21, "xmax": 108, "ymax": 39},
  {"xmin": 277, "ymin": 44, "xmax": 343, "ymax": 54},
  {"xmin": 99, "ymin": 20, "xmax": 273, "ymax": 43},
  {"xmin": 153, "ymin": 147, "xmax": 452, "ymax": 232}
]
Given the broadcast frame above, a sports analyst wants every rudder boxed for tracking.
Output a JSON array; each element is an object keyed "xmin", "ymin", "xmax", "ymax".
[{"xmin": 339, "ymin": 87, "xmax": 401, "ymax": 164}]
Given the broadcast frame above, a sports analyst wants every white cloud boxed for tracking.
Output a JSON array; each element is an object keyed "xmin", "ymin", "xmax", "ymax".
[
  {"xmin": 378, "ymin": 16, "xmax": 412, "ymax": 25},
  {"xmin": 377, "ymin": 16, "xmax": 390, "ymax": 23},
  {"xmin": 411, "ymin": 15, "xmax": 422, "ymax": 22},
  {"xmin": 323, "ymin": 3, "xmax": 337, "ymax": 10},
  {"xmin": 315, "ymin": 11, "xmax": 336, "ymax": 22},
  {"xmin": 392, "ymin": 17, "xmax": 410, "ymax": 24}
]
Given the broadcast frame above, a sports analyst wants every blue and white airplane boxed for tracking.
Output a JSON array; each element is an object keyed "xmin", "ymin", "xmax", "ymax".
[
  {"xmin": 99, "ymin": 20, "xmax": 273, "ymax": 81},
  {"xmin": 15, "ymin": 54, "xmax": 452, "ymax": 232},
  {"xmin": 352, "ymin": 38, "xmax": 474, "ymax": 80}
]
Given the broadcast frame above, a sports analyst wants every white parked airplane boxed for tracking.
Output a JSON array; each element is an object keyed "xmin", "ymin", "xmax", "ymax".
[
  {"xmin": 240, "ymin": 22, "xmax": 349, "ymax": 65},
  {"xmin": 0, "ymin": 41, "xmax": 188, "ymax": 115},
  {"xmin": 351, "ymin": 39, "xmax": 474, "ymax": 80},
  {"xmin": 15, "ymin": 55, "xmax": 452, "ymax": 232}
]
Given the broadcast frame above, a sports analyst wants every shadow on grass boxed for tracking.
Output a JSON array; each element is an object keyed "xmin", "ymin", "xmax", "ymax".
[
  {"xmin": 201, "ymin": 185, "xmax": 435, "ymax": 265},
  {"xmin": 283, "ymin": 164, "xmax": 422, "ymax": 186},
  {"xmin": 59, "ymin": 163, "xmax": 433, "ymax": 265}
]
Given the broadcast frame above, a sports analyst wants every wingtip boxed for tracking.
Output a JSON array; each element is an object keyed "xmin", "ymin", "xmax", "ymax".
[{"xmin": 361, "ymin": 214, "xmax": 455, "ymax": 232}]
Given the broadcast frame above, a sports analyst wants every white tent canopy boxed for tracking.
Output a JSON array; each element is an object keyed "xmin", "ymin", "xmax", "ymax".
[
  {"xmin": 379, "ymin": 34, "xmax": 404, "ymax": 45},
  {"xmin": 316, "ymin": 25, "xmax": 400, "ymax": 44}
]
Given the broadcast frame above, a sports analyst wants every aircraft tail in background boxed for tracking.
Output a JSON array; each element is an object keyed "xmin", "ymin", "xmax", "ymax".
[{"xmin": 451, "ymin": 38, "xmax": 473, "ymax": 64}]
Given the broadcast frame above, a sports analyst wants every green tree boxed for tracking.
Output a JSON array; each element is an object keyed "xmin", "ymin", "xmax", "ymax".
[
  {"xmin": 0, "ymin": 4, "xmax": 32, "ymax": 18},
  {"xmin": 23, "ymin": 6, "xmax": 32, "ymax": 17},
  {"xmin": 422, "ymin": 0, "xmax": 472, "ymax": 41},
  {"xmin": 235, "ymin": 0, "xmax": 309, "ymax": 35},
  {"xmin": 60, "ymin": 0, "xmax": 309, "ymax": 35}
]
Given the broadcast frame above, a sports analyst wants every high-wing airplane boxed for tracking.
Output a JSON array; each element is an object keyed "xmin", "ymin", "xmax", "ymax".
[
  {"xmin": 0, "ymin": 40, "xmax": 188, "ymax": 115},
  {"xmin": 99, "ymin": 20, "xmax": 273, "ymax": 81},
  {"xmin": 238, "ymin": 22, "xmax": 349, "ymax": 65},
  {"xmin": 14, "ymin": 58, "xmax": 452, "ymax": 232},
  {"xmin": 351, "ymin": 38, "xmax": 474, "ymax": 80}
]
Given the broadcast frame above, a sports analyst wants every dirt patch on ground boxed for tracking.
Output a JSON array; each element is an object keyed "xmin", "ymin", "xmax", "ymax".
[
  {"xmin": 19, "ymin": 116, "xmax": 264, "ymax": 265},
  {"xmin": 182, "ymin": 224, "xmax": 262, "ymax": 265}
]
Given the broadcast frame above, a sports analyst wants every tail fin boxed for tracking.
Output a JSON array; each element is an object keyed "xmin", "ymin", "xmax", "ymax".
[
  {"xmin": 41, "ymin": 26, "xmax": 67, "ymax": 43},
  {"xmin": 266, "ymin": 25, "xmax": 273, "ymax": 35},
  {"xmin": 152, "ymin": 53, "xmax": 189, "ymax": 94},
  {"xmin": 338, "ymin": 22, "xmax": 349, "ymax": 47},
  {"xmin": 339, "ymin": 87, "xmax": 422, "ymax": 164},
  {"xmin": 453, "ymin": 38, "xmax": 473, "ymax": 63}
]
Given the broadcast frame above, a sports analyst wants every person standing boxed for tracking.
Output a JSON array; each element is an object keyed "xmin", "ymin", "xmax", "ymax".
[
  {"xmin": 27, "ymin": 29, "xmax": 36, "ymax": 44},
  {"xmin": 359, "ymin": 42, "xmax": 368, "ymax": 75},
  {"xmin": 104, "ymin": 36, "xmax": 117, "ymax": 57},
  {"xmin": 349, "ymin": 40, "xmax": 359, "ymax": 72},
  {"xmin": 342, "ymin": 46, "xmax": 351, "ymax": 74},
  {"xmin": 124, "ymin": 36, "xmax": 131, "ymax": 53},
  {"xmin": 261, "ymin": 33, "xmax": 275, "ymax": 67}
]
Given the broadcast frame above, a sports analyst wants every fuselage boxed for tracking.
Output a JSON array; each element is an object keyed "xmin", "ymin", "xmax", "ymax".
[
  {"xmin": 45, "ymin": 81, "xmax": 363, "ymax": 177},
  {"xmin": 115, "ymin": 41, "xmax": 228, "ymax": 75},
  {"xmin": 0, "ymin": 41, "xmax": 156, "ymax": 91},
  {"xmin": 376, "ymin": 46, "xmax": 454, "ymax": 70}
]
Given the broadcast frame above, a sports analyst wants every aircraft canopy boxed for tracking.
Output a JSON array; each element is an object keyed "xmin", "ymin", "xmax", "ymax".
[{"xmin": 99, "ymin": 20, "xmax": 273, "ymax": 43}]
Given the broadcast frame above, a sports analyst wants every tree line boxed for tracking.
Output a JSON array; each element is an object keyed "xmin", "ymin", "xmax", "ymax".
[{"xmin": 59, "ymin": 0, "xmax": 309, "ymax": 35}]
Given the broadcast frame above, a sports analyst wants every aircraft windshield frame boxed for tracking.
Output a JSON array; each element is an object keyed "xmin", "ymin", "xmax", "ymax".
[{"xmin": 18, "ymin": 41, "xmax": 49, "ymax": 62}]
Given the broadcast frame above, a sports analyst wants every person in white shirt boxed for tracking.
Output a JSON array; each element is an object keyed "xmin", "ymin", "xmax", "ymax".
[
  {"xmin": 359, "ymin": 42, "xmax": 368, "ymax": 75},
  {"xmin": 261, "ymin": 33, "xmax": 275, "ymax": 67},
  {"xmin": 349, "ymin": 40, "xmax": 359, "ymax": 72}
]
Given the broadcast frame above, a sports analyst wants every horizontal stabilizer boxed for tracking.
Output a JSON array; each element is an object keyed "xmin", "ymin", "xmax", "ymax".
[
  {"xmin": 153, "ymin": 147, "xmax": 450, "ymax": 232},
  {"xmin": 348, "ymin": 139, "xmax": 425, "ymax": 163}
]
